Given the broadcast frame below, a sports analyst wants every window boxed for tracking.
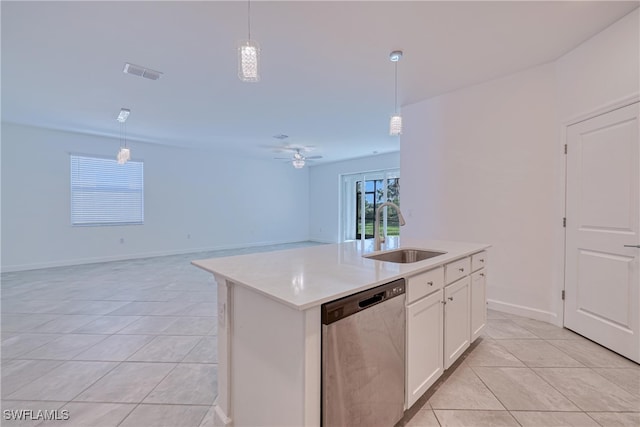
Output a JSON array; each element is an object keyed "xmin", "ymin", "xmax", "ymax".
[
  {"xmin": 70, "ymin": 155, "xmax": 144, "ymax": 226},
  {"xmin": 341, "ymin": 169, "xmax": 400, "ymax": 242}
]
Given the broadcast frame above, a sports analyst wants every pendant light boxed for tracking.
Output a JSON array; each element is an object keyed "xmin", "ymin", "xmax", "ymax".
[
  {"xmin": 238, "ymin": 0, "xmax": 260, "ymax": 82},
  {"xmin": 389, "ymin": 50, "xmax": 403, "ymax": 136},
  {"xmin": 117, "ymin": 108, "xmax": 131, "ymax": 164}
]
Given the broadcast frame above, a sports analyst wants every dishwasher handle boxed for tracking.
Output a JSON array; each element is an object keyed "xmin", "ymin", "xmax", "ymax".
[{"xmin": 359, "ymin": 292, "xmax": 384, "ymax": 308}]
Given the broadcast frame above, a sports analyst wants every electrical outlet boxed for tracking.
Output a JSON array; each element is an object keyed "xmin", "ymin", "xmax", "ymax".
[
  {"xmin": 119, "ymin": 238, "xmax": 124, "ymax": 244},
  {"xmin": 187, "ymin": 233, "xmax": 191, "ymax": 239}
]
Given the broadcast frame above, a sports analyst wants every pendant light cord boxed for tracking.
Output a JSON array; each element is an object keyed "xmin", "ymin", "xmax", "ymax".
[
  {"xmin": 248, "ymin": 0, "xmax": 251, "ymax": 40},
  {"xmin": 394, "ymin": 61, "xmax": 398, "ymax": 114}
]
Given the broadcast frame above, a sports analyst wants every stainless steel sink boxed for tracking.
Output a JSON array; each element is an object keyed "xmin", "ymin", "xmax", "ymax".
[{"xmin": 364, "ymin": 249, "xmax": 446, "ymax": 264}]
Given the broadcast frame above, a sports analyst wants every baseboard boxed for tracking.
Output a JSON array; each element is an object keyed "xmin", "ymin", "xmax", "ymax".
[
  {"xmin": 0, "ymin": 239, "xmax": 314, "ymax": 273},
  {"xmin": 487, "ymin": 298, "xmax": 560, "ymax": 325},
  {"xmin": 308, "ymin": 237, "xmax": 336, "ymax": 244}
]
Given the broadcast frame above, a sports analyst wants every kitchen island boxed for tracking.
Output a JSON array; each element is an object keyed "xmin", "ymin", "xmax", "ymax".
[{"xmin": 193, "ymin": 238, "xmax": 490, "ymax": 427}]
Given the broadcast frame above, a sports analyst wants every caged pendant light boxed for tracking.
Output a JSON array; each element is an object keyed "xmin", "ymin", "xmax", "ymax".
[
  {"xmin": 389, "ymin": 50, "xmax": 403, "ymax": 136},
  {"xmin": 117, "ymin": 108, "xmax": 131, "ymax": 164},
  {"xmin": 238, "ymin": 0, "xmax": 260, "ymax": 82}
]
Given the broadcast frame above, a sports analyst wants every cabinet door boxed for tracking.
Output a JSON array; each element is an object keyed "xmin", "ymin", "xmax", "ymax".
[
  {"xmin": 471, "ymin": 270, "xmax": 487, "ymax": 342},
  {"xmin": 444, "ymin": 276, "xmax": 470, "ymax": 369},
  {"xmin": 406, "ymin": 290, "xmax": 443, "ymax": 408}
]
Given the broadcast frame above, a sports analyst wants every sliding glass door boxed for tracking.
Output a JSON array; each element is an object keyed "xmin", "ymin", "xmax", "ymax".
[{"xmin": 341, "ymin": 169, "xmax": 400, "ymax": 242}]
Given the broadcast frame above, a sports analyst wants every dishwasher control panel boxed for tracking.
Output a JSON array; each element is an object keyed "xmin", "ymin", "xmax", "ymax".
[{"xmin": 321, "ymin": 278, "xmax": 405, "ymax": 325}]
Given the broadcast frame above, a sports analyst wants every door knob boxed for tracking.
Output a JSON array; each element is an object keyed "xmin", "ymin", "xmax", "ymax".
[{"xmin": 624, "ymin": 245, "xmax": 640, "ymax": 248}]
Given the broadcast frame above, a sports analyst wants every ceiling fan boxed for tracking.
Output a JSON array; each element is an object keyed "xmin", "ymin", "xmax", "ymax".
[{"xmin": 274, "ymin": 147, "xmax": 322, "ymax": 169}]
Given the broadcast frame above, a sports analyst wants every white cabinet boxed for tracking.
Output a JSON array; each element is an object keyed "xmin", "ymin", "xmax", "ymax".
[
  {"xmin": 404, "ymin": 251, "xmax": 487, "ymax": 408},
  {"xmin": 406, "ymin": 289, "xmax": 443, "ymax": 408},
  {"xmin": 471, "ymin": 251, "xmax": 487, "ymax": 272},
  {"xmin": 445, "ymin": 257, "xmax": 471, "ymax": 284},
  {"xmin": 407, "ymin": 267, "xmax": 444, "ymax": 304},
  {"xmin": 471, "ymin": 270, "xmax": 487, "ymax": 342},
  {"xmin": 444, "ymin": 276, "xmax": 470, "ymax": 369}
]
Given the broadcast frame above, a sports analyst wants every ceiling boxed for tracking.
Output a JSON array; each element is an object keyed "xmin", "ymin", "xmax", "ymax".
[{"xmin": 2, "ymin": 1, "xmax": 638, "ymax": 164}]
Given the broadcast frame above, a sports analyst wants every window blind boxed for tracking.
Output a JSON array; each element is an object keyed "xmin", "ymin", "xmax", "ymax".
[{"xmin": 70, "ymin": 155, "xmax": 144, "ymax": 226}]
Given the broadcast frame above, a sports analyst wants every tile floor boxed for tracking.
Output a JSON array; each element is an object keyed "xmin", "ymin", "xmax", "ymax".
[
  {"xmin": 2, "ymin": 242, "xmax": 639, "ymax": 426},
  {"xmin": 401, "ymin": 310, "xmax": 640, "ymax": 427}
]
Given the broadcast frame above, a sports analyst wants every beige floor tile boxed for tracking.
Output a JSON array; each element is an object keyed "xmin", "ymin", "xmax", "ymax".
[
  {"xmin": 198, "ymin": 406, "xmax": 215, "ymax": 427},
  {"xmin": 119, "ymin": 404, "xmax": 209, "ymax": 427},
  {"xmin": 71, "ymin": 315, "xmax": 142, "ymax": 334},
  {"xmin": 433, "ymin": 410, "xmax": 519, "ymax": 426},
  {"xmin": 73, "ymin": 334, "xmax": 155, "ymax": 361},
  {"xmin": 533, "ymin": 367, "xmax": 640, "ymax": 412},
  {"xmin": 183, "ymin": 337, "xmax": 218, "ymax": 363},
  {"xmin": 74, "ymin": 362, "xmax": 176, "ymax": 403},
  {"xmin": 39, "ymin": 402, "xmax": 136, "ymax": 427},
  {"xmin": 594, "ymin": 368, "xmax": 640, "ymax": 397},
  {"xmin": 547, "ymin": 339, "xmax": 639, "ymax": 368},
  {"xmin": 483, "ymin": 320, "xmax": 539, "ymax": 339},
  {"xmin": 1, "ymin": 333, "xmax": 62, "ymax": 359},
  {"xmin": 510, "ymin": 411, "xmax": 600, "ymax": 426},
  {"xmin": 472, "ymin": 367, "xmax": 579, "ymax": 411},
  {"xmin": 117, "ymin": 316, "xmax": 180, "ymax": 334},
  {"xmin": 66, "ymin": 300, "xmax": 131, "ymax": 315},
  {"xmin": 1, "ymin": 314, "xmax": 60, "ymax": 332},
  {"xmin": 0, "ymin": 400, "xmax": 66, "ymax": 427},
  {"xmin": 511, "ymin": 318, "xmax": 584, "ymax": 340},
  {"xmin": 1, "ymin": 359, "xmax": 64, "ymax": 397},
  {"xmin": 429, "ymin": 365, "xmax": 505, "ymax": 410},
  {"xmin": 163, "ymin": 317, "xmax": 216, "ymax": 335},
  {"xmin": 30, "ymin": 315, "xmax": 102, "ymax": 333},
  {"xmin": 497, "ymin": 339, "xmax": 584, "ymax": 367},
  {"xmin": 487, "ymin": 309, "xmax": 510, "ymax": 319},
  {"xmin": 127, "ymin": 335, "xmax": 202, "ymax": 362},
  {"xmin": 181, "ymin": 302, "xmax": 217, "ymax": 316},
  {"xmin": 7, "ymin": 361, "xmax": 117, "ymax": 401},
  {"xmin": 464, "ymin": 339, "xmax": 524, "ymax": 367},
  {"xmin": 20, "ymin": 334, "xmax": 107, "ymax": 360},
  {"xmin": 587, "ymin": 412, "xmax": 640, "ymax": 427},
  {"xmin": 405, "ymin": 408, "xmax": 440, "ymax": 427},
  {"xmin": 144, "ymin": 363, "xmax": 217, "ymax": 405}
]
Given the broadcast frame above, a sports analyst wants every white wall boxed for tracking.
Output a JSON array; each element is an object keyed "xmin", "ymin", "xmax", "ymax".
[
  {"xmin": 556, "ymin": 9, "xmax": 639, "ymax": 122},
  {"xmin": 401, "ymin": 63, "xmax": 559, "ymax": 322},
  {"xmin": 1, "ymin": 123, "xmax": 310, "ymax": 271},
  {"xmin": 401, "ymin": 8, "xmax": 639, "ymax": 324},
  {"xmin": 308, "ymin": 152, "xmax": 400, "ymax": 243}
]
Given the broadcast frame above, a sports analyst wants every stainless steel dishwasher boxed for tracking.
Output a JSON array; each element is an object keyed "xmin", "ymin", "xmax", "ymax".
[{"xmin": 321, "ymin": 278, "xmax": 406, "ymax": 427}]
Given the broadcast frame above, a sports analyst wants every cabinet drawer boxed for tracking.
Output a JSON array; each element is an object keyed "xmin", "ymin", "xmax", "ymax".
[
  {"xmin": 471, "ymin": 251, "xmax": 487, "ymax": 272},
  {"xmin": 445, "ymin": 257, "xmax": 471, "ymax": 284},
  {"xmin": 407, "ymin": 267, "xmax": 444, "ymax": 304}
]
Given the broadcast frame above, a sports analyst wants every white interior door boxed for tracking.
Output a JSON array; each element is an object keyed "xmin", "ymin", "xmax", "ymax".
[{"xmin": 565, "ymin": 102, "xmax": 640, "ymax": 363}]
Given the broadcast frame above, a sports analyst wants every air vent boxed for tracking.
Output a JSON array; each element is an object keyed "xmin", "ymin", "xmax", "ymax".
[{"xmin": 123, "ymin": 63, "xmax": 163, "ymax": 81}]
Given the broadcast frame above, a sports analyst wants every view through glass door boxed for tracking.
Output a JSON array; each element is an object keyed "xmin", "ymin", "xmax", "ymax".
[{"xmin": 341, "ymin": 169, "xmax": 400, "ymax": 242}]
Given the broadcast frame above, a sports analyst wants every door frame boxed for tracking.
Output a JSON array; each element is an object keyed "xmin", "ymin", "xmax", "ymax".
[{"xmin": 561, "ymin": 93, "xmax": 640, "ymax": 326}]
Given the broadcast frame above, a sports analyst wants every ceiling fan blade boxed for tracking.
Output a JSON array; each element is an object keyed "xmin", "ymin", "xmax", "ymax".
[
  {"xmin": 273, "ymin": 157, "xmax": 291, "ymax": 160},
  {"xmin": 306, "ymin": 155, "xmax": 323, "ymax": 159}
]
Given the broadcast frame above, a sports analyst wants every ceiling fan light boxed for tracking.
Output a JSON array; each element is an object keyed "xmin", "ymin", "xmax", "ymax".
[
  {"xmin": 238, "ymin": 40, "xmax": 260, "ymax": 82},
  {"xmin": 292, "ymin": 159, "xmax": 305, "ymax": 169},
  {"xmin": 390, "ymin": 114, "xmax": 403, "ymax": 136}
]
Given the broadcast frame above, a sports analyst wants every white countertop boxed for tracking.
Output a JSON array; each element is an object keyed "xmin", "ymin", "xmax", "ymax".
[{"xmin": 192, "ymin": 238, "xmax": 490, "ymax": 311}]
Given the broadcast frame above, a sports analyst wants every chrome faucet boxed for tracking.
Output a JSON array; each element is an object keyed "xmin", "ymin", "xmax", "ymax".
[{"xmin": 374, "ymin": 201, "xmax": 406, "ymax": 251}]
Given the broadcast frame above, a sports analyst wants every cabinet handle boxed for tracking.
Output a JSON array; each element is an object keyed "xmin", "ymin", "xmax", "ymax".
[
  {"xmin": 480, "ymin": 273, "xmax": 485, "ymax": 277},
  {"xmin": 459, "ymin": 268, "xmax": 464, "ymax": 272},
  {"xmin": 427, "ymin": 281, "xmax": 433, "ymax": 286},
  {"xmin": 480, "ymin": 259, "xmax": 485, "ymax": 263},
  {"xmin": 448, "ymin": 297, "xmax": 454, "ymax": 301},
  {"xmin": 441, "ymin": 300, "xmax": 446, "ymax": 305}
]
